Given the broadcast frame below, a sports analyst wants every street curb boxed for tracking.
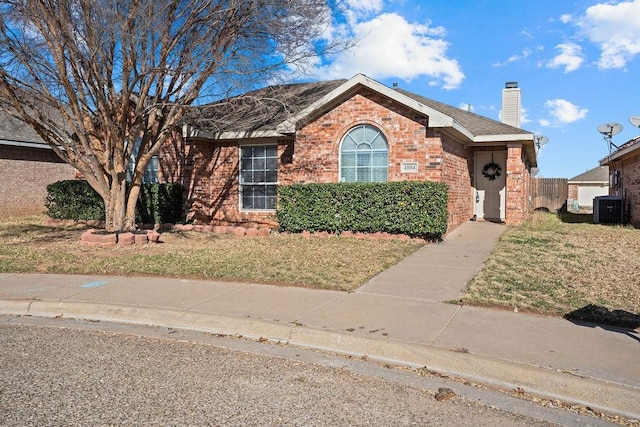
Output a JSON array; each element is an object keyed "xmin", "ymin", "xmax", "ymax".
[{"xmin": 2, "ymin": 298, "xmax": 639, "ymax": 420}]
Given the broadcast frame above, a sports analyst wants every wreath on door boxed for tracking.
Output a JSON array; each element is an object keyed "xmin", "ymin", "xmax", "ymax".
[{"xmin": 482, "ymin": 162, "xmax": 502, "ymax": 180}]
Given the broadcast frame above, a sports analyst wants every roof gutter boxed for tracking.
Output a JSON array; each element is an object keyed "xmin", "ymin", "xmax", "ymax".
[
  {"xmin": 0, "ymin": 139, "xmax": 52, "ymax": 150},
  {"xmin": 474, "ymin": 133, "xmax": 534, "ymax": 143},
  {"xmin": 182, "ymin": 123, "xmax": 282, "ymax": 141}
]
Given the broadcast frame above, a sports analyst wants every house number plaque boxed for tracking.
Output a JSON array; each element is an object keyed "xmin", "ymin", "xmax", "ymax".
[{"xmin": 400, "ymin": 162, "xmax": 419, "ymax": 173}]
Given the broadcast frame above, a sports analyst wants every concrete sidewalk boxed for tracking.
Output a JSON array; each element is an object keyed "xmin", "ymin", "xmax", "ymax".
[{"xmin": 1, "ymin": 221, "xmax": 638, "ymax": 420}]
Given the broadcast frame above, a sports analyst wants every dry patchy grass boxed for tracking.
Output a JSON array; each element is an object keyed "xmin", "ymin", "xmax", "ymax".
[
  {"xmin": 0, "ymin": 216, "xmax": 423, "ymax": 291},
  {"xmin": 463, "ymin": 212, "xmax": 640, "ymax": 324}
]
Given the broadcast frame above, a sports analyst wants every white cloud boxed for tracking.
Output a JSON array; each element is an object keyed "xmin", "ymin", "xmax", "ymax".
[
  {"xmin": 539, "ymin": 119, "xmax": 551, "ymax": 127},
  {"xmin": 546, "ymin": 43, "xmax": 584, "ymax": 72},
  {"xmin": 544, "ymin": 99, "xmax": 588, "ymax": 125},
  {"xmin": 459, "ymin": 103, "xmax": 474, "ymax": 112},
  {"xmin": 576, "ymin": 0, "xmax": 640, "ymax": 69},
  {"xmin": 560, "ymin": 14, "xmax": 573, "ymax": 24},
  {"xmin": 341, "ymin": 0, "xmax": 384, "ymax": 26},
  {"xmin": 492, "ymin": 48, "xmax": 532, "ymax": 67},
  {"xmin": 311, "ymin": 12, "xmax": 465, "ymax": 89},
  {"xmin": 344, "ymin": 0, "xmax": 384, "ymax": 15},
  {"xmin": 520, "ymin": 107, "xmax": 531, "ymax": 125}
]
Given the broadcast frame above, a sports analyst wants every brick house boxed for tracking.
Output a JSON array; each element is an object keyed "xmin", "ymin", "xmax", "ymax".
[
  {"xmin": 600, "ymin": 135, "xmax": 640, "ymax": 227},
  {"xmin": 162, "ymin": 74, "xmax": 537, "ymax": 232},
  {"xmin": 0, "ymin": 112, "xmax": 75, "ymax": 217}
]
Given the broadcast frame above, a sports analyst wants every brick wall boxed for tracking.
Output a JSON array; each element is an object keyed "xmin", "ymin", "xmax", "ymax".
[
  {"xmin": 439, "ymin": 132, "xmax": 473, "ymax": 230},
  {"xmin": 568, "ymin": 184, "xmax": 578, "ymax": 200},
  {"xmin": 608, "ymin": 151, "xmax": 640, "ymax": 227},
  {"xmin": 290, "ymin": 89, "xmax": 437, "ymax": 183},
  {"xmin": 505, "ymin": 144, "xmax": 530, "ymax": 224},
  {"xmin": 0, "ymin": 145, "xmax": 76, "ymax": 217}
]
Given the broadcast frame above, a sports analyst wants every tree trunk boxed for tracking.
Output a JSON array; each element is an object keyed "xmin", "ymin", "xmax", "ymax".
[
  {"xmin": 124, "ymin": 183, "xmax": 142, "ymax": 231},
  {"xmin": 103, "ymin": 178, "xmax": 131, "ymax": 232}
]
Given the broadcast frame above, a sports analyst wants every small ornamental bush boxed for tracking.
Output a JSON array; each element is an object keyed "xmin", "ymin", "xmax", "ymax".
[
  {"xmin": 277, "ymin": 181, "xmax": 448, "ymax": 238},
  {"xmin": 45, "ymin": 180, "xmax": 184, "ymax": 225},
  {"xmin": 45, "ymin": 180, "xmax": 105, "ymax": 221}
]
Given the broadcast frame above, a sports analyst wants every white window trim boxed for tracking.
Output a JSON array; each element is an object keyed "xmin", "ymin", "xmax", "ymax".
[
  {"xmin": 239, "ymin": 143, "xmax": 279, "ymax": 212},
  {"xmin": 338, "ymin": 124, "xmax": 389, "ymax": 183}
]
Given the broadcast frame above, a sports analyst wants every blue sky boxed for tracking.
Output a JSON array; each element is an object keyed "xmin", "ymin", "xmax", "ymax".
[{"xmin": 302, "ymin": 0, "xmax": 640, "ymax": 178}]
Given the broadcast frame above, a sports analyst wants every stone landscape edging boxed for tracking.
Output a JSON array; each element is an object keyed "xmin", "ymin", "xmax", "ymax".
[{"xmin": 47, "ymin": 218, "xmax": 425, "ymax": 244}]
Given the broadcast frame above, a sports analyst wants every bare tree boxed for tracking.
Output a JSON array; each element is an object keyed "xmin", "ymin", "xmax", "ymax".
[{"xmin": 0, "ymin": 0, "xmax": 343, "ymax": 231}]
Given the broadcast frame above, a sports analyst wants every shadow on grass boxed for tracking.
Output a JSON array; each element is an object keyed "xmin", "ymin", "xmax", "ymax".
[
  {"xmin": 0, "ymin": 223, "xmax": 85, "ymax": 244},
  {"xmin": 565, "ymin": 304, "xmax": 640, "ymax": 343},
  {"xmin": 556, "ymin": 201, "xmax": 593, "ymax": 224}
]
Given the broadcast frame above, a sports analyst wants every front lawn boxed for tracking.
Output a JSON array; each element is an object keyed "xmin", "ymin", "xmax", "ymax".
[
  {"xmin": 0, "ymin": 216, "xmax": 423, "ymax": 292},
  {"xmin": 2, "ymin": 213, "xmax": 638, "ymax": 327},
  {"xmin": 462, "ymin": 212, "xmax": 640, "ymax": 327}
]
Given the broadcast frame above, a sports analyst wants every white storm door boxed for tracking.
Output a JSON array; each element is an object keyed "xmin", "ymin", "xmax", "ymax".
[{"xmin": 475, "ymin": 151, "xmax": 507, "ymax": 221}]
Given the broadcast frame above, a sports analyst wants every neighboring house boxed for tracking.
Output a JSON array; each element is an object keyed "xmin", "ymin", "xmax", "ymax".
[
  {"xmin": 0, "ymin": 113, "xmax": 75, "ymax": 217},
  {"xmin": 599, "ymin": 135, "xmax": 640, "ymax": 227},
  {"xmin": 567, "ymin": 166, "xmax": 609, "ymax": 212},
  {"xmin": 162, "ymin": 74, "xmax": 537, "ymax": 232}
]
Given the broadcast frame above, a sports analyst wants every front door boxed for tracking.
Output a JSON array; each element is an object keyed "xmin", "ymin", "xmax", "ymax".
[{"xmin": 475, "ymin": 151, "xmax": 506, "ymax": 221}]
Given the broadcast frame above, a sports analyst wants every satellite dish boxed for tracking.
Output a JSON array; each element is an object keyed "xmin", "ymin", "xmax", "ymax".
[
  {"xmin": 598, "ymin": 123, "xmax": 622, "ymax": 138},
  {"xmin": 534, "ymin": 135, "xmax": 548, "ymax": 148},
  {"xmin": 597, "ymin": 123, "xmax": 623, "ymax": 137},
  {"xmin": 598, "ymin": 122, "xmax": 623, "ymax": 154},
  {"xmin": 629, "ymin": 115, "xmax": 640, "ymax": 129}
]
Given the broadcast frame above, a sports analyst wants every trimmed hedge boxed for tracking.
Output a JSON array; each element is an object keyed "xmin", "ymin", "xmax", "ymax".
[
  {"xmin": 136, "ymin": 182, "xmax": 185, "ymax": 225},
  {"xmin": 277, "ymin": 181, "xmax": 449, "ymax": 238},
  {"xmin": 45, "ymin": 180, "xmax": 185, "ymax": 225}
]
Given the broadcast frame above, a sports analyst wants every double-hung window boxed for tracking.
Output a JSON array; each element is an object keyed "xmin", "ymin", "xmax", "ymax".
[
  {"xmin": 240, "ymin": 145, "xmax": 278, "ymax": 210},
  {"xmin": 340, "ymin": 124, "xmax": 388, "ymax": 182}
]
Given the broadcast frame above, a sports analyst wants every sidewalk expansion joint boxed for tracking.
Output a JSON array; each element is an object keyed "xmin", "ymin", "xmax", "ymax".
[
  {"xmin": 354, "ymin": 291, "xmax": 450, "ymax": 304},
  {"xmin": 430, "ymin": 304, "xmax": 462, "ymax": 345}
]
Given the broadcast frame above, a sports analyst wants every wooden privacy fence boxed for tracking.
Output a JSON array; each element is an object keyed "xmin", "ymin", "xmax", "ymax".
[{"xmin": 530, "ymin": 178, "xmax": 568, "ymax": 212}]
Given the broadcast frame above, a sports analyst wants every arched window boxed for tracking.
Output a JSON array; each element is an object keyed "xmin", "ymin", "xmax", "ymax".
[{"xmin": 340, "ymin": 124, "xmax": 388, "ymax": 182}]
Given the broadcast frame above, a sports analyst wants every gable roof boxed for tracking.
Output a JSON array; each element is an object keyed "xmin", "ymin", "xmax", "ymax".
[
  {"xmin": 184, "ymin": 74, "xmax": 535, "ymax": 163},
  {"xmin": 568, "ymin": 165, "xmax": 609, "ymax": 183}
]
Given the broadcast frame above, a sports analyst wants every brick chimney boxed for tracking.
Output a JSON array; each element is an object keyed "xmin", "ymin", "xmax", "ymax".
[{"xmin": 501, "ymin": 81, "xmax": 521, "ymax": 128}]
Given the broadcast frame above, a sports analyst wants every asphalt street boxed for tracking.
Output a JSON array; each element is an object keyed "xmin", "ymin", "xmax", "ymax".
[{"xmin": 0, "ymin": 316, "xmax": 619, "ymax": 426}]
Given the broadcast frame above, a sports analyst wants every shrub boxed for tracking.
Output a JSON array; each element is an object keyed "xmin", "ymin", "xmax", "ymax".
[
  {"xmin": 45, "ymin": 180, "xmax": 184, "ymax": 224},
  {"xmin": 277, "ymin": 181, "xmax": 448, "ymax": 238},
  {"xmin": 45, "ymin": 180, "xmax": 105, "ymax": 221},
  {"xmin": 136, "ymin": 182, "xmax": 185, "ymax": 225}
]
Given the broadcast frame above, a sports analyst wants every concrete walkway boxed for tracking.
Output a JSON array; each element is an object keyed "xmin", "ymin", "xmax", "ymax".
[{"xmin": 1, "ymin": 221, "xmax": 638, "ymax": 420}]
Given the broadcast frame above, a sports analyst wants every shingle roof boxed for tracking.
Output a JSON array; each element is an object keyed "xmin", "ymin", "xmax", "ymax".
[
  {"xmin": 186, "ymin": 76, "xmax": 531, "ymax": 139},
  {"xmin": 0, "ymin": 111, "xmax": 45, "ymax": 144},
  {"xmin": 185, "ymin": 79, "xmax": 347, "ymax": 135},
  {"xmin": 568, "ymin": 165, "xmax": 609, "ymax": 183},
  {"xmin": 395, "ymin": 88, "xmax": 530, "ymax": 137}
]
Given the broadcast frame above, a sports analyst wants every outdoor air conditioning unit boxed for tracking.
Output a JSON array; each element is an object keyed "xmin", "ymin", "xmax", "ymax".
[{"xmin": 593, "ymin": 196, "xmax": 624, "ymax": 224}]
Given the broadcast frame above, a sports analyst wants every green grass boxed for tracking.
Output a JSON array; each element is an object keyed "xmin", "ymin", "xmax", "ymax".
[
  {"xmin": 0, "ymin": 216, "xmax": 423, "ymax": 291},
  {"xmin": 462, "ymin": 212, "xmax": 640, "ymax": 327}
]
